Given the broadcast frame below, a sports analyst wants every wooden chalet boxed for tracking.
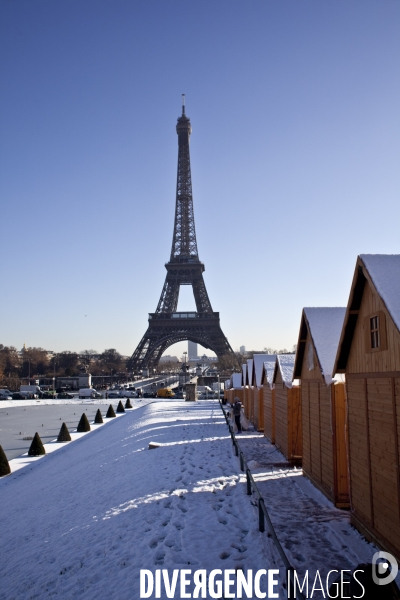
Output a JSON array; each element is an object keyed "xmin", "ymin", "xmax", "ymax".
[
  {"xmin": 334, "ymin": 254, "xmax": 400, "ymax": 559},
  {"xmin": 251, "ymin": 354, "xmax": 270, "ymax": 431},
  {"xmin": 241, "ymin": 363, "xmax": 248, "ymax": 416},
  {"xmin": 272, "ymin": 354, "xmax": 302, "ymax": 462},
  {"xmin": 226, "ymin": 373, "xmax": 244, "ymax": 404},
  {"xmin": 245, "ymin": 359, "xmax": 253, "ymax": 421},
  {"xmin": 293, "ymin": 307, "xmax": 349, "ymax": 507},
  {"xmin": 261, "ymin": 356, "xmax": 277, "ymax": 444}
]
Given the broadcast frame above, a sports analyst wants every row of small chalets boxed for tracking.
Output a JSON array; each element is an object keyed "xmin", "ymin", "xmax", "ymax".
[{"xmin": 225, "ymin": 253, "xmax": 400, "ymax": 564}]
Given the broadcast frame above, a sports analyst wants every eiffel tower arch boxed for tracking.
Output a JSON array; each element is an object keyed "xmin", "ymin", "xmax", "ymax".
[{"xmin": 128, "ymin": 97, "xmax": 236, "ymax": 372}]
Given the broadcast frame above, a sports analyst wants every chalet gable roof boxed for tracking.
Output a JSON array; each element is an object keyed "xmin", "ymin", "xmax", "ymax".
[
  {"xmin": 231, "ymin": 373, "xmax": 242, "ymax": 389},
  {"xmin": 242, "ymin": 363, "xmax": 247, "ymax": 385},
  {"xmin": 261, "ymin": 356, "xmax": 277, "ymax": 388},
  {"xmin": 294, "ymin": 307, "xmax": 346, "ymax": 384},
  {"xmin": 252, "ymin": 354, "xmax": 271, "ymax": 387},
  {"xmin": 246, "ymin": 359, "xmax": 253, "ymax": 386},
  {"xmin": 273, "ymin": 354, "xmax": 296, "ymax": 388},
  {"xmin": 335, "ymin": 254, "xmax": 400, "ymax": 372},
  {"xmin": 361, "ymin": 255, "xmax": 400, "ymax": 331}
]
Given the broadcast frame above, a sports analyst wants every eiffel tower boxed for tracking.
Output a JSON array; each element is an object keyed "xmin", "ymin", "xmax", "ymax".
[{"xmin": 127, "ymin": 97, "xmax": 236, "ymax": 372}]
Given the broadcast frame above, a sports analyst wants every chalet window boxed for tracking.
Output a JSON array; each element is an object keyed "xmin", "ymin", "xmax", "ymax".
[
  {"xmin": 370, "ymin": 316, "xmax": 380, "ymax": 348},
  {"xmin": 364, "ymin": 311, "xmax": 387, "ymax": 353}
]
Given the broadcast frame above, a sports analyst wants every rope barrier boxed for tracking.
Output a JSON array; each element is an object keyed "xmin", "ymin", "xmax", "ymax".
[{"xmin": 219, "ymin": 400, "xmax": 305, "ymax": 600}]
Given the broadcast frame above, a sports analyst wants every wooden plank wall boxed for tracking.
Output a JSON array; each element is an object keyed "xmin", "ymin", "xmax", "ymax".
[
  {"xmin": 301, "ymin": 381, "xmax": 348, "ymax": 506},
  {"xmin": 258, "ymin": 388, "xmax": 264, "ymax": 432},
  {"xmin": 347, "ymin": 375, "xmax": 400, "ymax": 559},
  {"xmin": 275, "ymin": 385, "xmax": 302, "ymax": 461},
  {"xmin": 334, "ymin": 383, "xmax": 349, "ymax": 506},
  {"xmin": 246, "ymin": 387, "xmax": 251, "ymax": 419},
  {"xmin": 248, "ymin": 387, "xmax": 255, "ymax": 425},
  {"xmin": 253, "ymin": 386, "xmax": 260, "ymax": 429},
  {"xmin": 253, "ymin": 388, "xmax": 264, "ymax": 430},
  {"xmin": 275, "ymin": 383, "xmax": 289, "ymax": 458},
  {"xmin": 263, "ymin": 384, "xmax": 275, "ymax": 443}
]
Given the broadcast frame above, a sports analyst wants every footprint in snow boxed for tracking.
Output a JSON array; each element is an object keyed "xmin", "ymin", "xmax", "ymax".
[
  {"xmin": 231, "ymin": 542, "xmax": 247, "ymax": 553},
  {"xmin": 149, "ymin": 535, "xmax": 165, "ymax": 549},
  {"xmin": 154, "ymin": 549, "xmax": 165, "ymax": 565}
]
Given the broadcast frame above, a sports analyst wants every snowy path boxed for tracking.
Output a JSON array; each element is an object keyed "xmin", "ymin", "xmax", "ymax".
[
  {"xmin": 234, "ymin": 428, "xmax": 380, "ymax": 592},
  {"xmin": 0, "ymin": 401, "xmax": 279, "ymax": 600}
]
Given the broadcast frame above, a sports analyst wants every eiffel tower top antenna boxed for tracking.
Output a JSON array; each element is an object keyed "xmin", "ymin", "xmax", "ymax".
[{"xmin": 182, "ymin": 93, "xmax": 185, "ymax": 115}]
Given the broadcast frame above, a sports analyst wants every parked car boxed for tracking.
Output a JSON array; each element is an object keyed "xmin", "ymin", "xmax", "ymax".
[
  {"xmin": 57, "ymin": 392, "xmax": 74, "ymax": 399},
  {"xmin": 107, "ymin": 392, "xmax": 120, "ymax": 399},
  {"xmin": 143, "ymin": 391, "xmax": 155, "ymax": 398},
  {"xmin": 174, "ymin": 391, "xmax": 185, "ymax": 399},
  {"xmin": 79, "ymin": 388, "xmax": 102, "ymax": 399},
  {"xmin": 0, "ymin": 392, "xmax": 12, "ymax": 400},
  {"xmin": 12, "ymin": 393, "xmax": 25, "ymax": 400},
  {"xmin": 42, "ymin": 392, "xmax": 58, "ymax": 399},
  {"xmin": 17, "ymin": 391, "xmax": 39, "ymax": 399},
  {"xmin": 157, "ymin": 388, "xmax": 175, "ymax": 398}
]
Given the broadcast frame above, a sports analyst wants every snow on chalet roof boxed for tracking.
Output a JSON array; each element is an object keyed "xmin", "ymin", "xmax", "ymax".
[
  {"xmin": 252, "ymin": 354, "xmax": 271, "ymax": 388},
  {"xmin": 231, "ymin": 373, "xmax": 242, "ymax": 389},
  {"xmin": 276, "ymin": 354, "xmax": 296, "ymax": 388},
  {"xmin": 246, "ymin": 359, "xmax": 253, "ymax": 385},
  {"xmin": 304, "ymin": 307, "xmax": 346, "ymax": 385},
  {"xmin": 262, "ymin": 356, "xmax": 277, "ymax": 387},
  {"xmin": 361, "ymin": 254, "xmax": 400, "ymax": 332}
]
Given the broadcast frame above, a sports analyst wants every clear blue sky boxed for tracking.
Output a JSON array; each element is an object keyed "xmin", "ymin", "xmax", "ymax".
[{"xmin": 1, "ymin": 0, "xmax": 399, "ymax": 358}]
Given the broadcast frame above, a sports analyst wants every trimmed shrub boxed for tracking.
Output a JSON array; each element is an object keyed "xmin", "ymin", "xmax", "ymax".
[
  {"xmin": 0, "ymin": 445, "xmax": 11, "ymax": 476},
  {"xmin": 28, "ymin": 432, "xmax": 46, "ymax": 456},
  {"xmin": 106, "ymin": 404, "xmax": 116, "ymax": 418},
  {"xmin": 94, "ymin": 409, "xmax": 103, "ymax": 424},
  {"xmin": 77, "ymin": 413, "xmax": 91, "ymax": 432},
  {"xmin": 125, "ymin": 398, "xmax": 132, "ymax": 409},
  {"xmin": 57, "ymin": 422, "xmax": 71, "ymax": 442},
  {"xmin": 116, "ymin": 400, "xmax": 125, "ymax": 413}
]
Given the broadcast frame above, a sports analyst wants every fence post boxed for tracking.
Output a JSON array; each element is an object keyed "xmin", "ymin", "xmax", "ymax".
[
  {"xmin": 258, "ymin": 498, "xmax": 265, "ymax": 532},
  {"xmin": 246, "ymin": 469, "xmax": 252, "ymax": 495},
  {"xmin": 240, "ymin": 452, "xmax": 244, "ymax": 472}
]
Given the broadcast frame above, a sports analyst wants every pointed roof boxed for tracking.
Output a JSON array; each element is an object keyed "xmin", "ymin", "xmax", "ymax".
[
  {"xmin": 261, "ymin": 356, "xmax": 277, "ymax": 388},
  {"xmin": 242, "ymin": 363, "xmax": 247, "ymax": 385},
  {"xmin": 335, "ymin": 254, "xmax": 400, "ymax": 372},
  {"xmin": 252, "ymin": 354, "xmax": 272, "ymax": 388},
  {"xmin": 294, "ymin": 307, "xmax": 346, "ymax": 385},
  {"xmin": 360, "ymin": 254, "xmax": 400, "ymax": 331},
  {"xmin": 246, "ymin": 359, "xmax": 253, "ymax": 386},
  {"xmin": 231, "ymin": 373, "xmax": 242, "ymax": 389},
  {"xmin": 273, "ymin": 354, "xmax": 296, "ymax": 388}
]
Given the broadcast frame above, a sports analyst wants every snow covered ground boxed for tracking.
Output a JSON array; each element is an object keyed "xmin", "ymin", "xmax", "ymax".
[
  {"xmin": 234, "ymin": 431, "xmax": 380, "ymax": 585},
  {"xmin": 0, "ymin": 400, "xmax": 281, "ymax": 599},
  {"xmin": 0, "ymin": 399, "xmax": 394, "ymax": 599}
]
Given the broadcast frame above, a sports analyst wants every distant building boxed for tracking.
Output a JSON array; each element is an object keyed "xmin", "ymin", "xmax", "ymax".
[
  {"xmin": 240, "ymin": 345, "xmax": 246, "ymax": 355},
  {"xmin": 188, "ymin": 341, "xmax": 198, "ymax": 360},
  {"xmin": 159, "ymin": 355, "xmax": 180, "ymax": 363}
]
